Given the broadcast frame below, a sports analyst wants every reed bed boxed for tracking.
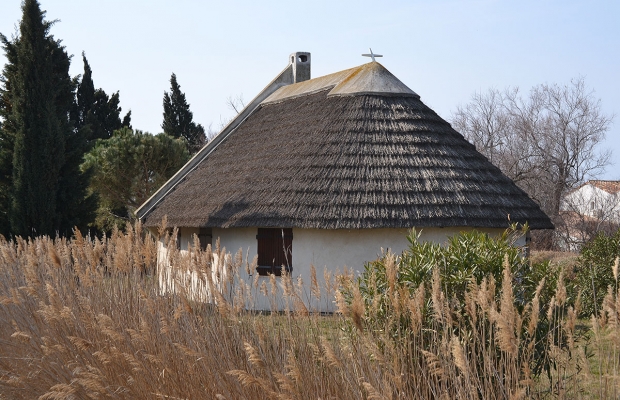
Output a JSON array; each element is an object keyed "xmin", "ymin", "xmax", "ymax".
[{"xmin": 0, "ymin": 224, "xmax": 618, "ymax": 399}]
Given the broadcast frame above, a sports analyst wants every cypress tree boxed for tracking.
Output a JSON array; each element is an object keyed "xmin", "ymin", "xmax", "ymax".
[
  {"xmin": 0, "ymin": 36, "xmax": 18, "ymax": 236},
  {"xmin": 0, "ymin": 121, "xmax": 11, "ymax": 236},
  {"xmin": 75, "ymin": 53, "xmax": 127, "ymax": 144},
  {"xmin": 162, "ymin": 73, "xmax": 205, "ymax": 153},
  {"xmin": 76, "ymin": 53, "xmax": 95, "ymax": 129},
  {"xmin": 0, "ymin": 0, "xmax": 95, "ymax": 237},
  {"xmin": 122, "ymin": 110, "xmax": 132, "ymax": 129}
]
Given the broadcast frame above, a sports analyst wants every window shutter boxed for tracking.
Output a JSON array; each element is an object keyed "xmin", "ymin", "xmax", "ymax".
[{"xmin": 256, "ymin": 228, "xmax": 293, "ymax": 276}]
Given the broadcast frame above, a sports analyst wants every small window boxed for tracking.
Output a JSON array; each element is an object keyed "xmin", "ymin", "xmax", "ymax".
[
  {"xmin": 198, "ymin": 227, "xmax": 212, "ymax": 250},
  {"xmin": 256, "ymin": 228, "xmax": 292, "ymax": 276}
]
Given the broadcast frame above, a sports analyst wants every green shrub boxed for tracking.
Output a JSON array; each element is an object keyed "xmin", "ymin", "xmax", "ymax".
[
  {"xmin": 360, "ymin": 225, "xmax": 535, "ymax": 314},
  {"xmin": 577, "ymin": 228, "xmax": 620, "ymax": 317},
  {"xmin": 357, "ymin": 225, "xmax": 568, "ymax": 380}
]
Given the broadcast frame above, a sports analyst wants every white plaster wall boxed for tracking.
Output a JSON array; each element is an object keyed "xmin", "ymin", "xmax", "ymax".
[
  {"xmin": 289, "ymin": 228, "xmax": 408, "ymax": 312},
  {"xmin": 180, "ymin": 227, "xmax": 199, "ymax": 250},
  {"xmin": 292, "ymin": 228, "xmax": 409, "ymax": 272},
  {"xmin": 157, "ymin": 235, "xmax": 212, "ymax": 302},
  {"xmin": 157, "ymin": 226, "xmax": 523, "ymax": 312},
  {"xmin": 157, "ymin": 227, "xmax": 224, "ymax": 303},
  {"xmin": 212, "ymin": 227, "xmax": 257, "ymax": 260}
]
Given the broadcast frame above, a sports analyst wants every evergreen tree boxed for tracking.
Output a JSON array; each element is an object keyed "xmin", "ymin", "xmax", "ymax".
[
  {"xmin": 75, "ymin": 53, "xmax": 128, "ymax": 144},
  {"xmin": 162, "ymin": 73, "xmax": 205, "ymax": 153},
  {"xmin": 0, "ymin": 36, "xmax": 18, "ymax": 236},
  {"xmin": 122, "ymin": 110, "xmax": 132, "ymax": 129},
  {"xmin": 76, "ymin": 53, "xmax": 95, "ymax": 129},
  {"xmin": 83, "ymin": 128, "xmax": 189, "ymax": 233},
  {"xmin": 0, "ymin": 0, "xmax": 95, "ymax": 237}
]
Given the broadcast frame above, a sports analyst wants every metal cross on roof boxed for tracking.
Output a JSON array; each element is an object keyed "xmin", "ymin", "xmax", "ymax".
[{"xmin": 362, "ymin": 48, "xmax": 383, "ymax": 62}]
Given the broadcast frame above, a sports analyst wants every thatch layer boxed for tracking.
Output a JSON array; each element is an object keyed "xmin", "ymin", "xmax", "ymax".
[{"xmin": 142, "ymin": 89, "xmax": 553, "ymax": 229}]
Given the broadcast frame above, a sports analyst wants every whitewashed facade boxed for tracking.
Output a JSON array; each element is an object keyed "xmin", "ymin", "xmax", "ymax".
[{"xmin": 155, "ymin": 226, "xmax": 524, "ymax": 312}]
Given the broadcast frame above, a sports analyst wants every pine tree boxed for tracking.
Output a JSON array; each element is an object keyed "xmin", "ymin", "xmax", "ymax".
[
  {"xmin": 162, "ymin": 73, "xmax": 205, "ymax": 153},
  {"xmin": 83, "ymin": 128, "xmax": 189, "ymax": 233},
  {"xmin": 0, "ymin": 0, "xmax": 95, "ymax": 237}
]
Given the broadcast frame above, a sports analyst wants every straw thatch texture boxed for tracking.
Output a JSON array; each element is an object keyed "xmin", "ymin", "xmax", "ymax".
[{"xmin": 142, "ymin": 88, "xmax": 553, "ymax": 230}]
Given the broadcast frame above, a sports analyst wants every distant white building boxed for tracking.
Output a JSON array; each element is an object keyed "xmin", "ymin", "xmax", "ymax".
[
  {"xmin": 562, "ymin": 181, "xmax": 620, "ymax": 221},
  {"xmin": 559, "ymin": 180, "xmax": 620, "ymax": 250}
]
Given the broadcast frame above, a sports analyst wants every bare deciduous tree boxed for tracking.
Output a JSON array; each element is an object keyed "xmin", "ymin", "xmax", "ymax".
[
  {"xmin": 452, "ymin": 77, "xmax": 614, "ymax": 248},
  {"xmin": 206, "ymin": 123, "xmax": 219, "ymax": 142},
  {"xmin": 205, "ymin": 94, "xmax": 247, "ymax": 143},
  {"xmin": 226, "ymin": 93, "xmax": 246, "ymax": 115}
]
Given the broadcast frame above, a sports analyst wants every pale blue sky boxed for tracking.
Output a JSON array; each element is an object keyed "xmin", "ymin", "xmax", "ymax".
[{"xmin": 1, "ymin": 0, "xmax": 619, "ymax": 178}]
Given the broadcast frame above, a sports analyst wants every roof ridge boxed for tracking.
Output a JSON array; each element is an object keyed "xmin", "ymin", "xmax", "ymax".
[
  {"xmin": 263, "ymin": 62, "xmax": 419, "ymax": 104},
  {"xmin": 262, "ymin": 66, "xmax": 358, "ymax": 104}
]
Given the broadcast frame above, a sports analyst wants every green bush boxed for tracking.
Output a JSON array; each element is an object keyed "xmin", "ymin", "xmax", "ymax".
[
  {"xmin": 413, "ymin": 228, "xmax": 529, "ymax": 299},
  {"xmin": 577, "ymin": 228, "xmax": 620, "ymax": 317},
  {"xmin": 357, "ymin": 225, "xmax": 568, "ymax": 379},
  {"xmin": 360, "ymin": 226, "xmax": 535, "ymax": 312}
]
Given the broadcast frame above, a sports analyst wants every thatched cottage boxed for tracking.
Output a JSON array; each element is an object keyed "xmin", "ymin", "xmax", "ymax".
[{"xmin": 136, "ymin": 52, "xmax": 552, "ymax": 310}]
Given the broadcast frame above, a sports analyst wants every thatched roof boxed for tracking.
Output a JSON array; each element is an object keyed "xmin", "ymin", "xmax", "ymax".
[{"xmin": 138, "ymin": 61, "xmax": 553, "ymax": 230}]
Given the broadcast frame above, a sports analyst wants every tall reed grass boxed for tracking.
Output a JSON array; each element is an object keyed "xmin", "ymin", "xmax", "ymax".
[{"xmin": 0, "ymin": 224, "xmax": 618, "ymax": 399}]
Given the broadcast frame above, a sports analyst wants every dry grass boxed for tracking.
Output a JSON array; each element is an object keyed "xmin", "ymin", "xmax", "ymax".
[
  {"xmin": 530, "ymin": 250, "xmax": 579, "ymax": 268},
  {"xmin": 0, "ymin": 225, "xmax": 618, "ymax": 399}
]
